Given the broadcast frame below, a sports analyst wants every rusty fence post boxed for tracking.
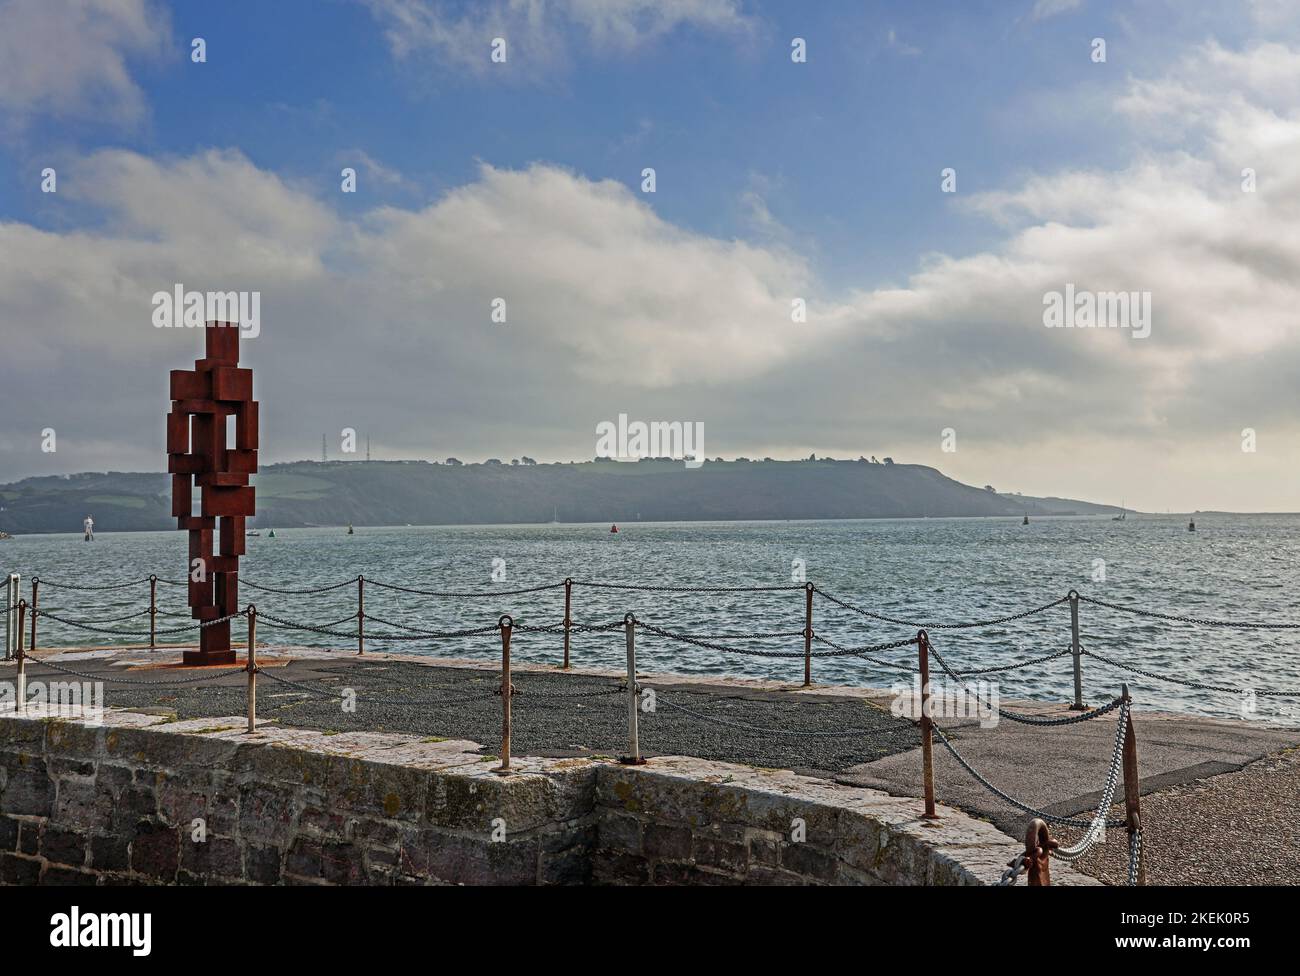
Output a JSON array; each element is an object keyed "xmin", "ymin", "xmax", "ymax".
[
  {"xmin": 1023, "ymin": 818, "xmax": 1057, "ymax": 885},
  {"xmin": 620, "ymin": 612, "xmax": 645, "ymax": 765},
  {"xmin": 16, "ymin": 600, "xmax": 26, "ymax": 713},
  {"xmin": 149, "ymin": 575, "xmax": 157, "ymax": 649},
  {"xmin": 918, "ymin": 629, "xmax": 938, "ymax": 819},
  {"xmin": 495, "ymin": 614, "xmax": 513, "ymax": 774},
  {"xmin": 1121, "ymin": 682, "xmax": 1145, "ymax": 885},
  {"xmin": 246, "ymin": 606, "xmax": 258, "ymax": 733},
  {"xmin": 1068, "ymin": 589, "xmax": 1085, "ymax": 709},
  {"xmin": 29, "ymin": 578, "xmax": 38, "ymax": 655},
  {"xmin": 357, "ymin": 575, "xmax": 365, "ymax": 655},
  {"xmin": 562, "ymin": 577, "xmax": 573, "ymax": 669},
  {"xmin": 803, "ymin": 582, "xmax": 814, "ymax": 687}
]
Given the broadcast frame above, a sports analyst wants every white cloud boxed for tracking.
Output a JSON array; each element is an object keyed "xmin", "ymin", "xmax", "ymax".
[
  {"xmin": 886, "ymin": 29, "xmax": 920, "ymax": 57},
  {"xmin": 362, "ymin": 0, "xmax": 755, "ymax": 78},
  {"xmin": 1029, "ymin": 0, "xmax": 1082, "ymax": 21},
  {"xmin": 338, "ymin": 149, "xmax": 416, "ymax": 192},
  {"xmin": 0, "ymin": 148, "xmax": 817, "ymax": 476},
  {"xmin": 0, "ymin": 0, "xmax": 170, "ymax": 130}
]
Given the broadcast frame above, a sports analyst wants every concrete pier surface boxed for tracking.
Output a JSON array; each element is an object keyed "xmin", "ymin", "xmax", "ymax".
[{"xmin": 5, "ymin": 643, "xmax": 1297, "ymax": 885}]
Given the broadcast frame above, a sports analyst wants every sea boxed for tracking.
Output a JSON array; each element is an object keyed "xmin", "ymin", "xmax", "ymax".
[{"xmin": 4, "ymin": 514, "xmax": 1298, "ymax": 724}]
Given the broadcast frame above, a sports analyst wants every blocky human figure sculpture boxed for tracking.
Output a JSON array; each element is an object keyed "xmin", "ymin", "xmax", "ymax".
[{"xmin": 168, "ymin": 322, "xmax": 257, "ymax": 665}]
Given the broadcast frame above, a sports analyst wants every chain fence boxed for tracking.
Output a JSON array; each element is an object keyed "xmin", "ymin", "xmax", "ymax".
[{"xmin": 5, "ymin": 582, "xmax": 1179, "ymax": 889}]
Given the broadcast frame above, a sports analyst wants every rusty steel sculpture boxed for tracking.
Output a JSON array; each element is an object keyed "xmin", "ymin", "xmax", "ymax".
[{"xmin": 168, "ymin": 322, "xmax": 257, "ymax": 665}]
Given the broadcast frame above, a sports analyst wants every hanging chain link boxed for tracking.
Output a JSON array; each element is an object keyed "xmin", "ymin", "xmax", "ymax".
[
  {"xmin": 927, "ymin": 639, "xmax": 1125, "ymax": 726},
  {"xmin": 1077, "ymin": 594, "xmax": 1300, "ymax": 629},
  {"xmin": 1084, "ymin": 648, "xmax": 1300, "ymax": 696},
  {"xmin": 255, "ymin": 610, "xmax": 500, "ymax": 641},
  {"xmin": 30, "ymin": 576, "xmax": 153, "ymax": 591},
  {"xmin": 254, "ymin": 666, "xmax": 502, "ymax": 706},
  {"xmin": 636, "ymin": 620, "xmax": 918, "ymax": 659},
  {"xmin": 932, "ymin": 717, "xmax": 1128, "ymax": 830},
  {"xmin": 644, "ymin": 688, "xmax": 902, "ymax": 737},
  {"xmin": 1049, "ymin": 704, "xmax": 1129, "ymax": 863},
  {"xmin": 815, "ymin": 587, "xmax": 1069, "ymax": 630},
  {"xmin": 35, "ymin": 657, "xmax": 246, "ymax": 685},
  {"xmin": 1127, "ymin": 828, "xmax": 1143, "ymax": 886},
  {"xmin": 364, "ymin": 579, "xmax": 566, "ymax": 598},
  {"xmin": 997, "ymin": 853, "xmax": 1027, "ymax": 886},
  {"xmin": 32, "ymin": 606, "xmax": 243, "ymax": 637},
  {"xmin": 573, "ymin": 580, "xmax": 802, "ymax": 593}
]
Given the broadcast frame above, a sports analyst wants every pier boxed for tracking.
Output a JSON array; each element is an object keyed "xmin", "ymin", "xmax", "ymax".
[{"xmin": 3, "ymin": 573, "xmax": 1298, "ymax": 885}]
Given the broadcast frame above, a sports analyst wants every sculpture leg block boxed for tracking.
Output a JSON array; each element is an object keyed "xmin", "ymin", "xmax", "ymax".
[{"xmin": 185, "ymin": 619, "xmax": 235, "ymax": 665}]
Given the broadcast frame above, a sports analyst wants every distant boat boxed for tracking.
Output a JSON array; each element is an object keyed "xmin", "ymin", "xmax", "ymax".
[
  {"xmin": 1188, "ymin": 519, "xmax": 1196, "ymax": 532},
  {"xmin": 246, "ymin": 528, "xmax": 261, "ymax": 537},
  {"xmin": 0, "ymin": 531, "xmax": 10, "ymax": 540},
  {"xmin": 268, "ymin": 529, "xmax": 276, "ymax": 538},
  {"xmin": 1022, "ymin": 514, "xmax": 1030, "ymax": 525},
  {"xmin": 549, "ymin": 506, "xmax": 559, "ymax": 525},
  {"xmin": 1112, "ymin": 500, "xmax": 1127, "ymax": 522},
  {"xmin": 347, "ymin": 524, "xmax": 354, "ymax": 535},
  {"xmin": 610, "ymin": 524, "xmax": 619, "ymax": 533}
]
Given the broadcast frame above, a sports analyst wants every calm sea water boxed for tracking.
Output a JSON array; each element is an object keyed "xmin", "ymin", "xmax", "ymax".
[{"xmin": 5, "ymin": 515, "xmax": 1298, "ymax": 724}]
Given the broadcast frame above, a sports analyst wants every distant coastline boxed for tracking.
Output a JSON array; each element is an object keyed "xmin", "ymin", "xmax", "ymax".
[{"xmin": 0, "ymin": 457, "xmax": 1135, "ymax": 535}]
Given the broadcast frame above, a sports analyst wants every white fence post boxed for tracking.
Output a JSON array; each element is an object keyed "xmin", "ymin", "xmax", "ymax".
[{"xmin": 4, "ymin": 574, "xmax": 17, "ymax": 661}]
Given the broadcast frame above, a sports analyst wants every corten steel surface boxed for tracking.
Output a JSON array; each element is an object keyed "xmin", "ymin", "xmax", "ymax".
[{"xmin": 169, "ymin": 322, "xmax": 257, "ymax": 665}]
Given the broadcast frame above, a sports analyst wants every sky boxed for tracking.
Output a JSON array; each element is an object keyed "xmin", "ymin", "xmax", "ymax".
[{"xmin": 0, "ymin": 0, "xmax": 1298, "ymax": 512}]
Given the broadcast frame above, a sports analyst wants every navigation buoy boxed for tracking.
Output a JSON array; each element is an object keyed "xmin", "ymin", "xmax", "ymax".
[{"xmin": 610, "ymin": 524, "xmax": 619, "ymax": 533}]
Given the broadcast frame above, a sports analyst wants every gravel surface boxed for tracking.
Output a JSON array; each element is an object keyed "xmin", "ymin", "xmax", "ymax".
[
  {"xmin": 1066, "ymin": 748, "xmax": 1300, "ymax": 885},
  {"xmin": 36, "ymin": 659, "xmax": 921, "ymax": 774}
]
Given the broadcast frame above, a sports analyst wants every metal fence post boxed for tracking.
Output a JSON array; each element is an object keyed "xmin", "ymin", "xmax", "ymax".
[
  {"xmin": 16, "ymin": 600, "xmax": 26, "ymax": 713},
  {"xmin": 246, "ymin": 606, "xmax": 258, "ymax": 733},
  {"xmin": 620, "ymin": 612, "xmax": 645, "ymax": 765},
  {"xmin": 357, "ymin": 575, "xmax": 365, "ymax": 655},
  {"xmin": 4, "ymin": 573, "xmax": 17, "ymax": 661},
  {"xmin": 1024, "ymin": 818, "xmax": 1055, "ymax": 886},
  {"xmin": 918, "ymin": 629, "xmax": 938, "ymax": 819},
  {"xmin": 149, "ymin": 575, "xmax": 157, "ymax": 649},
  {"xmin": 29, "ymin": 578, "xmax": 38, "ymax": 655},
  {"xmin": 495, "ymin": 614, "xmax": 513, "ymax": 775},
  {"xmin": 1121, "ymin": 683, "xmax": 1145, "ymax": 885},
  {"xmin": 803, "ymin": 582, "xmax": 814, "ymax": 687},
  {"xmin": 562, "ymin": 577, "xmax": 573, "ymax": 669},
  {"xmin": 1069, "ymin": 589, "xmax": 1084, "ymax": 710}
]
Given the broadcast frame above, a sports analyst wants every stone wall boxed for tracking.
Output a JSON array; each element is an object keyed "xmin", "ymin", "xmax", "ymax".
[{"xmin": 0, "ymin": 708, "xmax": 1097, "ymax": 885}]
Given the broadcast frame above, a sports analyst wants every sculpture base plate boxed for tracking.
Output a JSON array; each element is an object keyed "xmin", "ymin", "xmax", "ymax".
[{"xmin": 182, "ymin": 649, "xmax": 237, "ymax": 666}]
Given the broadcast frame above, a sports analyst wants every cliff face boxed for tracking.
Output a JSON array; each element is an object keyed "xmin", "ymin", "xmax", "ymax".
[{"xmin": 0, "ymin": 460, "xmax": 1117, "ymax": 533}]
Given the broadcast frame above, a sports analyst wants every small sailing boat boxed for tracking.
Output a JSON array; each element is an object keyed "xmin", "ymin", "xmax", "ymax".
[
  {"xmin": 268, "ymin": 529, "xmax": 276, "ymax": 538},
  {"xmin": 1022, "ymin": 514, "xmax": 1029, "ymax": 525},
  {"xmin": 347, "ymin": 524, "xmax": 354, "ymax": 535},
  {"xmin": 1188, "ymin": 519, "xmax": 1196, "ymax": 532},
  {"xmin": 1112, "ymin": 499, "xmax": 1127, "ymax": 521},
  {"xmin": 549, "ymin": 506, "xmax": 559, "ymax": 525}
]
